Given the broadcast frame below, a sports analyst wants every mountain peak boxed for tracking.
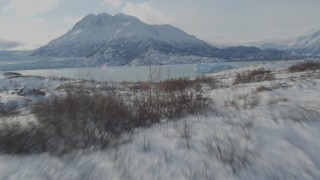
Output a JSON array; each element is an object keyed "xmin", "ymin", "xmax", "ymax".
[
  {"xmin": 72, "ymin": 13, "xmax": 142, "ymax": 30},
  {"xmin": 114, "ymin": 13, "xmax": 140, "ymax": 21},
  {"xmin": 33, "ymin": 12, "xmax": 288, "ymax": 65},
  {"xmin": 72, "ymin": 13, "xmax": 113, "ymax": 30},
  {"xmin": 310, "ymin": 30, "xmax": 320, "ymax": 39}
]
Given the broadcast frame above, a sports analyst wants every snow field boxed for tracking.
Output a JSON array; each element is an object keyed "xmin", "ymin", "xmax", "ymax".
[{"xmin": 0, "ymin": 61, "xmax": 320, "ymax": 179}]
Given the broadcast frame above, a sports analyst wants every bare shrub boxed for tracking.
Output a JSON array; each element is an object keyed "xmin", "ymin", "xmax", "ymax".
[
  {"xmin": 158, "ymin": 76, "xmax": 218, "ymax": 92},
  {"xmin": 124, "ymin": 75, "xmax": 217, "ymax": 94},
  {"xmin": 133, "ymin": 91, "xmax": 213, "ymax": 125},
  {"xmin": 233, "ymin": 68, "xmax": 275, "ymax": 85},
  {"xmin": 128, "ymin": 81, "xmax": 151, "ymax": 91},
  {"xmin": 0, "ymin": 89, "xmax": 212, "ymax": 155},
  {"xmin": 57, "ymin": 81, "xmax": 116, "ymax": 94},
  {"xmin": 130, "ymin": 75, "xmax": 215, "ymax": 125},
  {"xmin": 159, "ymin": 78, "xmax": 192, "ymax": 92},
  {"xmin": 32, "ymin": 93, "xmax": 131, "ymax": 154},
  {"xmin": 194, "ymin": 76, "xmax": 218, "ymax": 89},
  {"xmin": 0, "ymin": 122, "xmax": 46, "ymax": 154},
  {"xmin": 1, "ymin": 76, "xmax": 214, "ymax": 155},
  {"xmin": 132, "ymin": 93, "xmax": 162, "ymax": 125},
  {"xmin": 288, "ymin": 61, "xmax": 320, "ymax": 72},
  {"xmin": 98, "ymin": 82, "xmax": 117, "ymax": 91}
]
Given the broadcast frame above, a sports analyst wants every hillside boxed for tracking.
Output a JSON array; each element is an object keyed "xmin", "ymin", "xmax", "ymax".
[{"xmin": 32, "ymin": 13, "xmax": 288, "ymax": 66}]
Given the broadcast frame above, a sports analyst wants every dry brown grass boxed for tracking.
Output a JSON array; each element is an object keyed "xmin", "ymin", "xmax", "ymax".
[
  {"xmin": 288, "ymin": 61, "xmax": 320, "ymax": 73},
  {"xmin": 128, "ymin": 81, "xmax": 151, "ymax": 91},
  {"xmin": 233, "ymin": 68, "xmax": 275, "ymax": 85},
  {"xmin": 158, "ymin": 76, "xmax": 218, "ymax": 92},
  {"xmin": 125, "ymin": 76, "xmax": 217, "ymax": 92},
  {"xmin": 0, "ymin": 84, "xmax": 213, "ymax": 155},
  {"xmin": 158, "ymin": 78, "xmax": 193, "ymax": 92},
  {"xmin": 0, "ymin": 72, "xmax": 218, "ymax": 155},
  {"xmin": 56, "ymin": 82, "xmax": 116, "ymax": 93},
  {"xmin": 133, "ymin": 91, "xmax": 212, "ymax": 124},
  {"xmin": 31, "ymin": 92, "xmax": 131, "ymax": 154},
  {"xmin": 0, "ymin": 123, "xmax": 46, "ymax": 154}
]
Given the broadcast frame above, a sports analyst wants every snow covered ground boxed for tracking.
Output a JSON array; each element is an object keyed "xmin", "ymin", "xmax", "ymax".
[{"xmin": 0, "ymin": 60, "xmax": 320, "ymax": 179}]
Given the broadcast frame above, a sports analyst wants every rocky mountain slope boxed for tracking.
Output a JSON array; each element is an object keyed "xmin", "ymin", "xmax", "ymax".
[
  {"xmin": 290, "ymin": 31, "xmax": 320, "ymax": 56},
  {"xmin": 259, "ymin": 30, "xmax": 320, "ymax": 57},
  {"xmin": 33, "ymin": 13, "xmax": 288, "ymax": 66}
]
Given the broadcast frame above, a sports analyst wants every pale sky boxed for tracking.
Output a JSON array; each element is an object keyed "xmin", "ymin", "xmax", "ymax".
[{"xmin": 0, "ymin": 0, "xmax": 320, "ymax": 50}]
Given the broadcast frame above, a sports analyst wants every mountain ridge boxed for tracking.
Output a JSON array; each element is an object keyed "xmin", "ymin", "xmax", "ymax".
[
  {"xmin": 290, "ymin": 30, "xmax": 320, "ymax": 56},
  {"xmin": 258, "ymin": 30, "xmax": 320, "ymax": 57},
  {"xmin": 33, "ymin": 13, "xmax": 289, "ymax": 66}
]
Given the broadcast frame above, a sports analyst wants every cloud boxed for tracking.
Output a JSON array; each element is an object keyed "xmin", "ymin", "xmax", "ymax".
[
  {"xmin": 0, "ymin": 16, "xmax": 65, "ymax": 50},
  {"xmin": 62, "ymin": 17, "xmax": 82, "ymax": 26},
  {"xmin": 2, "ymin": 0, "xmax": 59, "ymax": 17},
  {"xmin": 101, "ymin": 0, "xmax": 123, "ymax": 8},
  {"xmin": 0, "ymin": 39, "xmax": 23, "ymax": 50},
  {"xmin": 122, "ymin": 2, "xmax": 173, "ymax": 24},
  {"xmin": 101, "ymin": 1, "xmax": 173, "ymax": 24},
  {"xmin": 28, "ymin": 18, "xmax": 47, "ymax": 26}
]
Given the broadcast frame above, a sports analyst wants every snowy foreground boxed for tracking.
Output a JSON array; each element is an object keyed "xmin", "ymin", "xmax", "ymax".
[{"xmin": 0, "ymin": 60, "xmax": 320, "ymax": 179}]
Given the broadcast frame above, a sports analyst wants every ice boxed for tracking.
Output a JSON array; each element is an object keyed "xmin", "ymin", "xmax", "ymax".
[{"xmin": 194, "ymin": 63, "xmax": 232, "ymax": 73}]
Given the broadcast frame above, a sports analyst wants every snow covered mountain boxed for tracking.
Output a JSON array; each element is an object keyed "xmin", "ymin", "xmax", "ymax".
[
  {"xmin": 258, "ymin": 31, "xmax": 320, "ymax": 57},
  {"xmin": 219, "ymin": 46, "xmax": 288, "ymax": 61},
  {"xmin": 33, "ymin": 13, "xmax": 221, "ymax": 65},
  {"xmin": 33, "ymin": 13, "xmax": 288, "ymax": 65},
  {"xmin": 290, "ymin": 31, "xmax": 320, "ymax": 56},
  {"xmin": 259, "ymin": 43, "xmax": 289, "ymax": 51}
]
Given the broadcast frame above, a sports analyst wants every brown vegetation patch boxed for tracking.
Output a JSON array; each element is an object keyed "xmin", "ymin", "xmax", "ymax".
[
  {"xmin": 234, "ymin": 68, "xmax": 275, "ymax": 85},
  {"xmin": 288, "ymin": 61, "xmax": 320, "ymax": 73}
]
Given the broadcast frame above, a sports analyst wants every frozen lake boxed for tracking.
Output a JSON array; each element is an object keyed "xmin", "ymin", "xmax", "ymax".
[
  {"xmin": 13, "ymin": 61, "xmax": 267, "ymax": 82},
  {"xmin": 0, "ymin": 51, "xmax": 272, "ymax": 82}
]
